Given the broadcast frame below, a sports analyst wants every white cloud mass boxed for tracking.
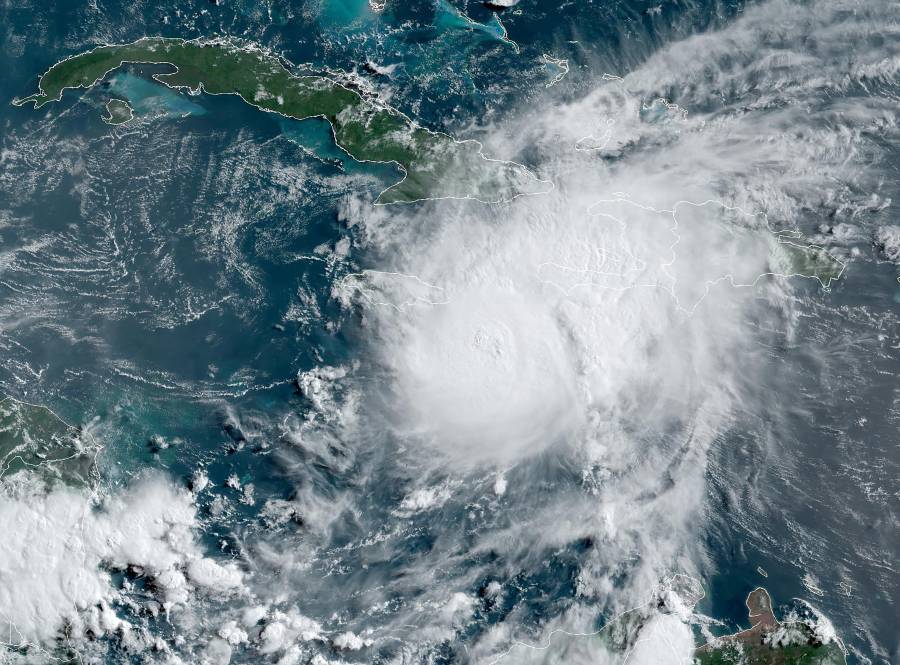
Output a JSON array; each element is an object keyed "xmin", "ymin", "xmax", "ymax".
[
  {"xmin": 329, "ymin": 0, "xmax": 898, "ymax": 661},
  {"xmin": 0, "ymin": 474, "xmax": 243, "ymax": 652},
  {"xmin": 4, "ymin": 0, "xmax": 898, "ymax": 661}
]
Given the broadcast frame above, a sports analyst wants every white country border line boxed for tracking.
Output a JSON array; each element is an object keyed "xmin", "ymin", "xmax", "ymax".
[
  {"xmin": 101, "ymin": 97, "xmax": 134, "ymax": 125},
  {"xmin": 447, "ymin": 4, "xmax": 521, "ymax": 55},
  {"xmin": 542, "ymin": 53, "xmax": 570, "ymax": 88},
  {"xmin": 11, "ymin": 37, "xmax": 553, "ymax": 207},
  {"xmin": 574, "ymin": 195, "xmax": 846, "ymax": 316},
  {"xmin": 338, "ymin": 269, "xmax": 450, "ymax": 311},
  {"xmin": 0, "ymin": 395, "xmax": 102, "ymax": 483},
  {"xmin": 663, "ymin": 199, "xmax": 847, "ymax": 316},
  {"xmin": 0, "ymin": 395, "xmax": 104, "ymax": 664},
  {"xmin": 573, "ymin": 72, "xmax": 686, "ymax": 153},
  {"xmin": 486, "ymin": 574, "xmax": 706, "ymax": 665}
]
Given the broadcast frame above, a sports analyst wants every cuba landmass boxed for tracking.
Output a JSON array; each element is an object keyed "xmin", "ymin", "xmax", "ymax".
[{"xmin": 13, "ymin": 37, "xmax": 550, "ymax": 204}]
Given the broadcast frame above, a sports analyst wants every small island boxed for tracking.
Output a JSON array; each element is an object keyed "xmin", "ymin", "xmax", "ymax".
[
  {"xmin": 695, "ymin": 588, "xmax": 846, "ymax": 665},
  {"xmin": 102, "ymin": 97, "xmax": 134, "ymax": 125},
  {"xmin": 13, "ymin": 38, "xmax": 550, "ymax": 204}
]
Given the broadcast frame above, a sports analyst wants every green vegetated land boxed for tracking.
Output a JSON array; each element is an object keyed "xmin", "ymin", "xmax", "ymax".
[
  {"xmin": 0, "ymin": 397, "xmax": 98, "ymax": 487},
  {"xmin": 596, "ymin": 583, "xmax": 844, "ymax": 665},
  {"xmin": 695, "ymin": 589, "xmax": 846, "ymax": 665},
  {"xmin": 770, "ymin": 235, "xmax": 845, "ymax": 287},
  {"xmin": 102, "ymin": 97, "xmax": 133, "ymax": 125},
  {"xmin": 14, "ymin": 38, "xmax": 549, "ymax": 203}
]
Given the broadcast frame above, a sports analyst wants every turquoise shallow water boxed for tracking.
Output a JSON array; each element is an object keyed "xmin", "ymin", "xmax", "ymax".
[
  {"xmin": 1, "ymin": 1, "xmax": 898, "ymax": 663},
  {"xmin": 106, "ymin": 71, "xmax": 207, "ymax": 118}
]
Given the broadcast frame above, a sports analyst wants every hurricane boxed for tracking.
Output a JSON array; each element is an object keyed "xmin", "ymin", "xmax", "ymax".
[{"xmin": 0, "ymin": 0, "xmax": 898, "ymax": 663}]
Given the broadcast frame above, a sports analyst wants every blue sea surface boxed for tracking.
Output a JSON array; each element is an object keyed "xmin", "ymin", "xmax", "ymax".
[
  {"xmin": 106, "ymin": 71, "xmax": 207, "ymax": 118},
  {"xmin": 0, "ymin": 0, "xmax": 897, "ymax": 663}
]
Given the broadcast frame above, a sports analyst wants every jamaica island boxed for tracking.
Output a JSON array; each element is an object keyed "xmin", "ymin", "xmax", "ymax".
[{"xmin": 13, "ymin": 38, "xmax": 550, "ymax": 204}]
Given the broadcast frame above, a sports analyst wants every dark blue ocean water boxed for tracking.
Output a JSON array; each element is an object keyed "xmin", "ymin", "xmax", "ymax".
[{"xmin": 1, "ymin": 1, "xmax": 897, "ymax": 663}]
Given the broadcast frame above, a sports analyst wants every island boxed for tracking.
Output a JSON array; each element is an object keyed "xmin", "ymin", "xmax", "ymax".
[
  {"xmin": 695, "ymin": 588, "xmax": 846, "ymax": 665},
  {"xmin": 102, "ymin": 97, "xmax": 134, "ymax": 125},
  {"xmin": 13, "ymin": 38, "xmax": 551, "ymax": 204}
]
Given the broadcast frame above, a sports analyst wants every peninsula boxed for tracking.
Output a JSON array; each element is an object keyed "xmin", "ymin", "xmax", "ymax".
[
  {"xmin": 13, "ymin": 38, "xmax": 549, "ymax": 204},
  {"xmin": 695, "ymin": 588, "xmax": 846, "ymax": 665}
]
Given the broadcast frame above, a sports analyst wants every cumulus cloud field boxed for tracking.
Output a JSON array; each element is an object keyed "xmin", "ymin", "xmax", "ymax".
[{"xmin": 3, "ymin": 0, "xmax": 897, "ymax": 661}]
